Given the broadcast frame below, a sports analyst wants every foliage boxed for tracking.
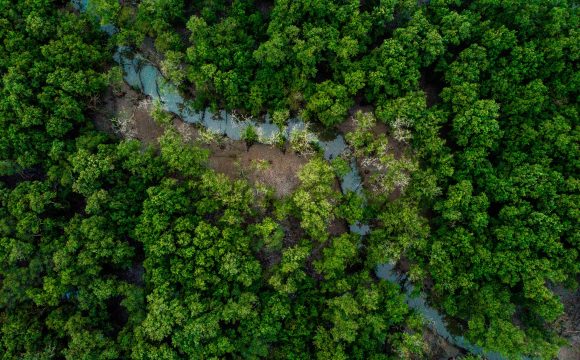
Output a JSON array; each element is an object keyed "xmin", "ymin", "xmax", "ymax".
[
  {"xmin": 241, "ymin": 124, "xmax": 259, "ymax": 146},
  {"xmin": 0, "ymin": 0, "xmax": 108, "ymax": 169},
  {"xmin": 1, "ymin": 0, "xmax": 578, "ymax": 359},
  {"xmin": 0, "ymin": 4, "xmax": 423, "ymax": 359},
  {"xmin": 373, "ymin": 1, "xmax": 579, "ymax": 358}
]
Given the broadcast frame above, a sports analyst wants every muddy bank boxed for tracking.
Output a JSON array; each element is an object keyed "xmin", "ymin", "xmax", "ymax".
[
  {"xmin": 423, "ymin": 328, "xmax": 463, "ymax": 359},
  {"xmin": 91, "ymin": 83, "xmax": 164, "ymax": 145},
  {"xmin": 554, "ymin": 285, "xmax": 580, "ymax": 360},
  {"xmin": 91, "ymin": 85, "xmax": 308, "ymax": 198},
  {"xmin": 210, "ymin": 143, "xmax": 307, "ymax": 198},
  {"xmin": 172, "ymin": 120, "xmax": 309, "ymax": 198}
]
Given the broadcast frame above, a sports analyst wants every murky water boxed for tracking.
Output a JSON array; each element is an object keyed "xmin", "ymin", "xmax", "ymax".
[
  {"xmin": 112, "ymin": 48, "xmax": 369, "ymax": 217},
  {"xmin": 113, "ymin": 48, "xmax": 507, "ymax": 359},
  {"xmin": 75, "ymin": 2, "xmax": 508, "ymax": 358}
]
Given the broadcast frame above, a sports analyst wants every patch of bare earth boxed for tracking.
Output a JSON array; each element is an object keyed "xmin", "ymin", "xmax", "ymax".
[
  {"xmin": 214, "ymin": 143, "xmax": 308, "ymax": 198},
  {"xmin": 553, "ymin": 285, "xmax": 580, "ymax": 360},
  {"xmin": 174, "ymin": 119, "xmax": 308, "ymax": 198},
  {"xmin": 91, "ymin": 83, "xmax": 164, "ymax": 145},
  {"xmin": 328, "ymin": 219, "xmax": 348, "ymax": 237},
  {"xmin": 421, "ymin": 328, "xmax": 463, "ymax": 360},
  {"xmin": 139, "ymin": 38, "xmax": 164, "ymax": 67},
  {"xmin": 280, "ymin": 216, "xmax": 304, "ymax": 249},
  {"xmin": 92, "ymin": 84, "xmax": 308, "ymax": 198}
]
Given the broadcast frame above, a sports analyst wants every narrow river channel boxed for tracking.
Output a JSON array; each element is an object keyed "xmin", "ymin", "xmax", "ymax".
[{"xmin": 74, "ymin": 1, "xmax": 507, "ymax": 358}]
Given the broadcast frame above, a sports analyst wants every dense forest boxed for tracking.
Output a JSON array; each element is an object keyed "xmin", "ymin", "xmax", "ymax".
[{"xmin": 1, "ymin": 0, "xmax": 578, "ymax": 359}]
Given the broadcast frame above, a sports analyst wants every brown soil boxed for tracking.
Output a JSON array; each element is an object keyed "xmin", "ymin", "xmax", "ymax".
[
  {"xmin": 559, "ymin": 343, "xmax": 580, "ymax": 360},
  {"xmin": 280, "ymin": 216, "xmax": 305, "ymax": 249},
  {"xmin": 422, "ymin": 328, "xmax": 463, "ymax": 359},
  {"xmin": 139, "ymin": 37, "xmax": 164, "ymax": 67},
  {"xmin": 93, "ymin": 85, "xmax": 308, "ymax": 198},
  {"xmin": 173, "ymin": 119, "xmax": 308, "ymax": 198},
  {"xmin": 554, "ymin": 285, "xmax": 580, "ymax": 360},
  {"xmin": 91, "ymin": 87, "xmax": 117, "ymax": 135},
  {"xmin": 328, "ymin": 219, "xmax": 348, "ymax": 237},
  {"xmin": 216, "ymin": 143, "xmax": 307, "ymax": 198},
  {"xmin": 91, "ymin": 83, "xmax": 164, "ymax": 146},
  {"xmin": 134, "ymin": 108, "xmax": 165, "ymax": 145}
]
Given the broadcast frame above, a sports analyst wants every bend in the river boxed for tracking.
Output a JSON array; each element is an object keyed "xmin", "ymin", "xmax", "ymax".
[{"xmin": 74, "ymin": 1, "xmax": 506, "ymax": 358}]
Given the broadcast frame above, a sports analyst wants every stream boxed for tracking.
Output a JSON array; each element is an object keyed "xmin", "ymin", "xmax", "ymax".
[
  {"xmin": 75, "ymin": 1, "xmax": 506, "ymax": 358},
  {"xmin": 114, "ymin": 49, "xmax": 507, "ymax": 360}
]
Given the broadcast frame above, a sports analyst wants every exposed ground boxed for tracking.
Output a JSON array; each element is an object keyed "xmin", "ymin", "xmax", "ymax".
[
  {"xmin": 173, "ymin": 120, "xmax": 308, "ymax": 198},
  {"xmin": 554, "ymin": 284, "xmax": 580, "ymax": 360},
  {"xmin": 210, "ymin": 143, "xmax": 307, "ymax": 199},
  {"xmin": 92, "ymin": 83, "xmax": 164, "ymax": 145},
  {"xmin": 140, "ymin": 38, "xmax": 164, "ymax": 67},
  {"xmin": 422, "ymin": 328, "xmax": 463, "ymax": 359},
  {"xmin": 92, "ymin": 85, "xmax": 308, "ymax": 198}
]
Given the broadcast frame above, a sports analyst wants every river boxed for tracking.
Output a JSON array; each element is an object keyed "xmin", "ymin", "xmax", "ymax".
[{"xmin": 73, "ymin": 1, "xmax": 507, "ymax": 358}]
